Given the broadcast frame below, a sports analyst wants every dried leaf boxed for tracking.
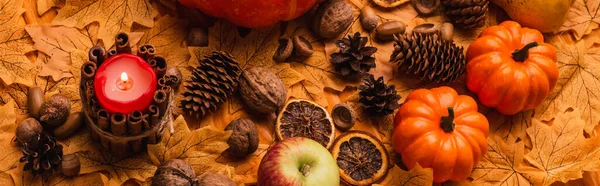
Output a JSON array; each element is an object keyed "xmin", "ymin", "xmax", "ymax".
[
  {"xmin": 0, "ymin": 0, "xmax": 35, "ymax": 86},
  {"xmin": 558, "ymin": 0, "xmax": 600, "ymax": 38},
  {"xmin": 470, "ymin": 138, "xmax": 536, "ymax": 186},
  {"xmin": 37, "ymin": 0, "xmax": 65, "ymax": 16},
  {"xmin": 77, "ymin": 150, "xmax": 157, "ymax": 185},
  {"xmin": 374, "ymin": 164, "xmax": 434, "ymax": 186},
  {"xmin": 52, "ymin": 0, "xmax": 157, "ymax": 47},
  {"xmin": 136, "ymin": 15, "xmax": 190, "ymax": 68},
  {"xmin": 10, "ymin": 169, "xmax": 109, "ymax": 186},
  {"xmin": 524, "ymin": 108, "xmax": 600, "ymax": 185},
  {"xmin": 486, "ymin": 110, "xmax": 535, "ymax": 141},
  {"xmin": 0, "ymin": 101, "xmax": 21, "ymax": 184},
  {"xmin": 539, "ymin": 38, "xmax": 600, "ymax": 133},
  {"xmin": 147, "ymin": 115, "xmax": 234, "ymax": 177},
  {"xmin": 288, "ymin": 81, "xmax": 328, "ymax": 107}
]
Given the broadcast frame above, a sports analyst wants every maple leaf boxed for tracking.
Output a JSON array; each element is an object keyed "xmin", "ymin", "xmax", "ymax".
[
  {"xmin": 77, "ymin": 150, "xmax": 157, "ymax": 185},
  {"xmin": 135, "ymin": 15, "xmax": 190, "ymax": 68},
  {"xmin": 470, "ymin": 137, "xmax": 537, "ymax": 186},
  {"xmin": 486, "ymin": 110, "xmax": 535, "ymax": 141},
  {"xmin": 538, "ymin": 37, "xmax": 600, "ymax": 133},
  {"xmin": 524, "ymin": 108, "xmax": 600, "ymax": 185},
  {"xmin": 52, "ymin": 0, "xmax": 156, "ymax": 47},
  {"xmin": 558, "ymin": 0, "xmax": 600, "ymax": 39},
  {"xmin": 374, "ymin": 164, "xmax": 433, "ymax": 186},
  {"xmin": 10, "ymin": 168, "xmax": 109, "ymax": 186},
  {"xmin": 0, "ymin": 101, "xmax": 22, "ymax": 185},
  {"xmin": 147, "ymin": 115, "xmax": 234, "ymax": 177},
  {"xmin": 0, "ymin": 0, "xmax": 36, "ymax": 86},
  {"xmin": 37, "ymin": 0, "xmax": 65, "ymax": 16}
]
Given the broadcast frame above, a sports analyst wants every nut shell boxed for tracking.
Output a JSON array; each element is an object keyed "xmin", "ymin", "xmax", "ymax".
[
  {"xmin": 53, "ymin": 112, "xmax": 84, "ymax": 140},
  {"xmin": 225, "ymin": 119, "xmax": 259, "ymax": 158},
  {"xmin": 61, "ymin": 154, "xmax": 80, "ymax": 177},
  {"xmin": 273, "ymin": 37, "xmax": 293, "ymax": 62},
  {"xmin": 152, "ymin": 159, "xmax": 196, "ymax": 186},
  {"xmin": 291, "ymin": 35, "xmax": 314, "ymax": 62},
  {"xmin": 331, "ymin": 103, "xmax": 356, "ymax": 131},
  {"xmin": 239, "ymin": 67, "xmax": 287, "ymax": 114},
  {"xmin": 360, "ymin": 6, "xmax": 379, "ymax": 31},
  {"xmin": 16, "ymin": 118, "xmax": 43, "ymax": 144},
  {"xmin": 27, "ymin": 86, "xmax": 44, "ymax": 119},
  {"xmin": 39, "ymin": 94, "xmax": 71, "ymax": 127},
  {"xmin": 198, "ymin": 173, "xmax": 236, "ymax": 186},
  {"xmin": 313, "ymin": 0, "xmax": 354, "ymax": 39}
]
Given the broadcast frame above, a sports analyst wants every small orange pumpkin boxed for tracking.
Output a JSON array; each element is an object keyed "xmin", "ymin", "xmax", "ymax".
[
  {"xmin": 392, "ymin": 86, "xmax": 489, "ymax": 183},
  {"xmin": 466, "ymin": 21, "xmax": 559, "ymax": 115}
]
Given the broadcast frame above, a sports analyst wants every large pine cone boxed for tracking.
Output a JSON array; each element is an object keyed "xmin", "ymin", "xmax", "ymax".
[
  {"xmin": 330, "ymin": 32, "xmax": 377, "ymax": 77},
  {"xmin": 19, "ymin": 133, "xmax": 63, "ymax": 176},
  {"xmin": 442, "ymin": 0, "xmax": 488, "ymax": 29},
  {"xmin": 181, "ymin": 51, "xmax": 241, "ymax": 118},
  {"xmin": 358, "ymin": 75, "xmax": 401, "ymax": 116},
  {"xmin": 390, "ymin": 32, "xmax": 465, "ymax": 84}
]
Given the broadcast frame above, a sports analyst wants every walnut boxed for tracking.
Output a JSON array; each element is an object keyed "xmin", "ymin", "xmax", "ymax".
[
  {"xmin": 225, "ymin": 119, "xmax": 259, "ymax": 159},
  {"xmin": 239, "ymin": 67, "xmax": 287, "ymax": 114},
  {"xmin": 198, "ymin": 173, "xmax": 236, "ymax": 186},
  {"xmin": 312, "ymin": 0, "xmax": 354, "ymax": 39},
  {"xmin": 152, "ymin": 159, "xmax": 196, "ymax": 186}
]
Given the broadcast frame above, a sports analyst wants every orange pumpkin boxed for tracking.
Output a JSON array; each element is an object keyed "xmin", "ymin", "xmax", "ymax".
[
  {"xmin": 466, "ymin": 21, "xmax": 559, "ymax": 115},
  {"xmin": 392, "ymin": 86, "xmax": 489, "ymax": 183}
]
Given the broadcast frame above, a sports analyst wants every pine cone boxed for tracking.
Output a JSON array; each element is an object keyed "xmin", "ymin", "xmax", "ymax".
[
  {"xmin": 181, "ymin": 51, "xmax": 242, "ymax": 118},
  {"xmin": 442, "ymin": 0, "xmax": 488, "ymax": 29},
  {"xmin": 19, "ymin": 133, "xmax": 63, "ymax": 176},
  {"xmin": 330, "ymin": 32, "xmax": 377, "ymax": 77},
  {"xmin": 358, "ymin": 75, "xmax": 401, "ymax": 116},
  {"xmin": 390, "ymin": 32, "xmax": 465, "ymax": 83}
]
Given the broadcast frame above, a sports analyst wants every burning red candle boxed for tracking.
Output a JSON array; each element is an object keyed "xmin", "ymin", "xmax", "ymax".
[{"xmin": 94, "ymin": 54, "xmax": 157, "ymax": 114}]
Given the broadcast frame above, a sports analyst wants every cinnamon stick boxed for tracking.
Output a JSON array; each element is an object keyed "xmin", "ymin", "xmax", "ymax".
[
  {"xmin": 110, "ymin": 113, "xmax": 127, "ymax": 135},
  {"xmin": 137, "ymin": 44, "xmax": 155, "ymax": 61},
  {"xmin": 153, "ymin": 90, "xmax": 168, "ymax": 119},
  {"xmin": 107, "ymin": 49, "xmax": 118, "ymax": 58},
  {"xmin": 158, "ymin": 76, "xmax": 167, "ymax": 88},
  {"xmin": 97, "ymin": 109, "xmax": 110, "ymax": 131},
  {"xmin": 148, "ymin": 57, "xmax": 167, "ymax": 78},
  {"xmin": 89, "ymin": 46, "xmax": 107, "ymax": 66},
  {"xmin": 128, "ymin": 110, "xmax": 143, "ymax": 153},
  {"xmin": 148, "ymin": 105, "xmax": 160, "ymax": 128},
  {"xmin": 115, "ymin": 32, "xmax": 131, "ymax": 54},
  {"xmin": 80, "ymin": 61, "xmax": 97, "ymax": 85}
]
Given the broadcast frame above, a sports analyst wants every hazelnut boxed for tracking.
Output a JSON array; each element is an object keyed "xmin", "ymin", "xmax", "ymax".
[
  {"xmin": 16, "ymin": 118, "xmax": 43, "ymax": 144},
  {"xmin": 225, "ymin": 119, "xmax": 259, "ymax": 159},
  {"xmin": 39, "ymin": 94, "xmax": 71, "ymax": 127},
  {"xmin": 198, "ymin": 173, "xmax": 236, "ymax": 186},
  {"xmin": 312, "ymin": 0, "xmax": 354, "ymax": 39}
]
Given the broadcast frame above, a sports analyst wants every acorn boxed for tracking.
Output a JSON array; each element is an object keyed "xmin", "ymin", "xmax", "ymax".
[
  {"xmin": 27, "ymin": 86, "xmax": 44, "ymax": 119},
  {"xmin": 39, "ymin": 94, "xmax": 71, "ymax": 127},
  {"xmin": 331, "ymin": 103, "xmax": 356, "ymax": 131},
  {"xmin": 53, "ymin": 112, "xmax": 84, "ymax": 139},
  {"xmin": 15, "ymin": 118, "xmax": 43, "ymax": 144},
  {"xmin": 61, "ymin": 154, "xmax": 80, "ymax": 177}
]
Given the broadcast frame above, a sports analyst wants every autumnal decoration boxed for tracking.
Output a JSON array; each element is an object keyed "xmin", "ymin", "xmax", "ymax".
[
  {"xmin": 390, "ymin": 32, "xmax": 466, "ymax": 83},
  {"xmin": 19, "ymin": 133, "xmax": 64, "ymax": 176},
  {"xmin": 181, "ymin": 51, "xmax": 242, "ymax": 118},
  {"xmin": 466, "ymin": 21, "xmax": 559, "ymax": 115},
  {"xmin": 39, "ymin": 94, "xmax": 71, "ymax": 127},
  {"xmin": 412, "ymin": 23, "xmax": 439, "ymax": 34},
  {"xmin": 15, "ymin": 118, "xmax": 43, "ymax": 144},
  {"xmin": 375, "ymin": 21, "xmax": 406, "ymax": 41},
  {"xmin": 273, "ymin": 37, "xmax": 294, "ymax": 62},
  {"xmin": 60, "ymin": 154, "xmax": 80, "ymax": 177},
  {"xmin": 178, "ymin": 0, "xmax": 323, "ymax": 28},
  {"xmin": 331, "ymin": 103, "xmax": 356, "ymax": 131},
  {"xmin": 27, "ymin": 87, "xmax": 44, "ymax": 119},
  {"xmin": 152, "ymin": 159, "xmax": 198, "ymax": 186},
  {"xmin": 312, "ymin": 0, "xmax": 354, "ymax": 39},
  {"xmin": 441, "ymin": 0, "xmax": 489, "ymax": 29},
  {"xmin": 372, "ymin": 0, "xmax": 410, "ymax": 8},
  {"xmin": 330, "ymin": 32, "xmax": 378, "ymax": 77},
  {"xmin": 440, "ymin": 22, "xmax": 454, "ymax": 41},
  {"xmin": 330, "ymin": 131, "xmax": 389, "ymax": 185},
  {"xmin": 413, "ymin": 0, "xmax": 440, "ymax": 15},
  {"xmin": 492, "ymin": 0, "xmax": 572, "ymax": 33},
  {"xmin": 225, "ymin": 119, "xmax": 259, "ymax": 159},
  {"xmin": 276, "ymin": 99, "xmax": 335, "ymax": 148},
  {"xmin": 198, "ymin": 173, "xmax": 236, "ymax": 186},
  {"xmin": 358, "ymin": 75, "xmax": 401, "ymax": 116},
  {"xmin": 360, "ymin": 6, "xmax": 379, "ymax": 31},
  {"xmin": 53, "ymin": 112, "xmax": 84, "ymax": 139},
  {"xmin": 238, "ymin": 67, "xmax": 287, "ymax": 114},
  {"xmin": 393, "ymin": 86, "xmax": 489, "ymax": 183},
  {"xmin": 164, "ymin": 66, "xmax": 183, "ymax": 89},
  {"xmin": 291, "ymin": 35, "xmax": 314, "ymax": 62}
]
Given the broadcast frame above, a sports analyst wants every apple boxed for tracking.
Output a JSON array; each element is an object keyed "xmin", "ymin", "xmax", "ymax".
[{"xmin": 257, "ymin": 137, "xmax": 340, "ymax": 186}]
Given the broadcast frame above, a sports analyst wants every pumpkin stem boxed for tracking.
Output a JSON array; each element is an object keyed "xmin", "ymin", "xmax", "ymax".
[
  {"xmin": 440, "ymin": 107, "xmax": 455, "ymax": 132},
  {"xmin": 512, "ymin": 42, "xmax": 539, "ymax": 62}
]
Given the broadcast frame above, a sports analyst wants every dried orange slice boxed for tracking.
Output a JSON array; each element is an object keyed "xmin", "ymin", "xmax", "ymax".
[
  {"xmin": 276, "ymin": 99, "xmax": 335, "ymax": 149},
  {"xmin": 331, "ymin": 131, "xmax": 389, "ymax": 185},
  {"xmin": 372, "ymin": 0, "xmax": 410, "ymax": 8}
]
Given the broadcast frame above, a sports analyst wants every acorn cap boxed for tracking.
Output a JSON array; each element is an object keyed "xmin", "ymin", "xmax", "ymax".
[
  {"xmin": 273, "ymin": 37, "xmax": 293, "ymax": 62},
  {"xmin": 332, "ymin": 103, "xmax": 356, "ymax": 131}
]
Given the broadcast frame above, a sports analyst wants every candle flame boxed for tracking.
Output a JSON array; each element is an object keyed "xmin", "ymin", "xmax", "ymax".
[{"xmin": 120, "ymin": 72, "xmax": 128, "ymax": 82}]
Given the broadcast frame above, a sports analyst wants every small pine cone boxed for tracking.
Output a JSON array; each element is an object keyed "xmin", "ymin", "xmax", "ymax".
[
  {"xmin": 390, "ymin": 32, "xmax": 466, "ymax": 83},
  {"xmin": 442, "ymin": 0, "xmax": 488, "ymax": 29},
  {"xmin": 19, "ymin": 133, "xmax": 63, "ymax": 176},
  {"xmin": 330, "ymin": 32, "xmax": 377, "ymax": 77},
  {"xmin": 181, "ymin": 51, "xmax": 242, "ymax": 118},
  {"xmin": 358, "ymin": 75, "xmax": 401, "ymax": 116}
]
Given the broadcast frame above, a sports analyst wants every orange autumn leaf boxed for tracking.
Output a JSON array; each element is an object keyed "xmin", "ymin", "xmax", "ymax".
[
  {"xmin": 76, "ymin": 150, "xmax": 157, "ymax": 185},
  {"xmin": 0, "ymin": 101, "xmax": 22, "ymax": 185},
  {"xmin": 470, "ymin": 137, "xmax": 537, "ymax": 186},
  {"xmin": 374, "ymin": 164, "xmax": 434, "ymax": 186},
  {"xmin": 36, "ymin": 0, "xmax": 65, "ymax": 16},
  {"xmin": 0, "ymin": 0, "xmax": 35, "ymax": 86}
]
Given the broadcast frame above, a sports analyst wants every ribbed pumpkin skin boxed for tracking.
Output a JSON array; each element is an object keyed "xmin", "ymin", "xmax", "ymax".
[
  {"xmin": 178, "ymin": 0, "xmax": 324, "ymax": 28},
  {"xmin": 392, "ymin": 86, "xmax": 489, "ymax": 183},
  {"xmin": 466, "ymin": 21, "xmax": 559, "ymax": 115}
]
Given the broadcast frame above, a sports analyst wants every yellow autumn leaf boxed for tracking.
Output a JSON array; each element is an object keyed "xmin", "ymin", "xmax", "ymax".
[
  {"xmin": 470, "ymin": 137, "xmax": 537, "ymax": 186},
  {"xmin": 0, "ymin": 101, "xmax": 21, "ymax": 184},
  {"xmin": 558, "ymin": 0, "xmax": 600, "ymax": 39},
  {"xmin": 147, "ymin": 115, "xmax": 234, "ymax": 178},
  {"xmin": 524, "ymin": 107, "xmax": 600, "ymax": 185},
  {"xmin": 374, "ymin": 164, "xmax": 434, "ymax": 186},
  {"xmin": 10, "ymin": 168, "xmax": 109, "ymax": 186},
  {"xmin": 36, "ymin": 0, "xmax": 65, "ymax": 16},
  {"xmin": 52, "ymin": 0, "xmax": 157, "ymax": 47},
  {"xmin": 0, "ymin": 0, "xmax": 35, "ymax": 86},
  {"xmin": 135, "ymin": 15, "xmax": 190, "ymax": 68},
  {"xmin": 485, "ymin": 110, "xmax": 535, "ymax": 141},
  {"xmin": 76, "ymin": 150, "xmax": 157, "ymax": 185}
]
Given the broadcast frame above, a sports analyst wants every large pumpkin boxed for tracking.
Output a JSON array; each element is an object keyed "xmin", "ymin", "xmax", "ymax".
[
  {"xmin": 392, "ymin": 86, "xmax": 489, "ymax": 183},
  {"xmin": 466, "ymin": 21, "xmax": 559, "ymax": 115},
  {"xmin": 178, "ymin": 0, "xmax": 324, "ymax": 28}
]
